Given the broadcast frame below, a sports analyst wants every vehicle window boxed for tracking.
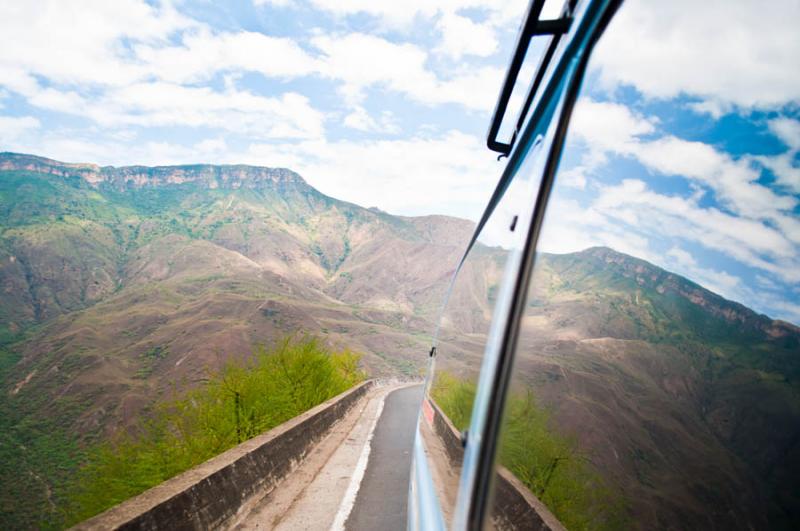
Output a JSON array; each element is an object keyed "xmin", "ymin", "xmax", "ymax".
[
  {"xmin": 416, "ymin": 0, "xmax": 621, "ymax": 526},
  {"xmin": 419, "ymin": 158, "xmax": 543, "ymax": 527},
  {"xmin": 488, "ymin": 2, "xmax": 800, "ymax": 529}
]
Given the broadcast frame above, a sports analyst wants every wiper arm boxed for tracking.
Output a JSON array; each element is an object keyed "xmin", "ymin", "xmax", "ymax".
[{"xmin": 486, "ymin": 0, "xmax": 573, "ymax": 156}]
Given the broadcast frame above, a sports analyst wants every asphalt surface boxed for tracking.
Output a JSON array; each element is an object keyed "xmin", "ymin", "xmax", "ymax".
[{"xmin": 345, "ymin": 384, "xmax": 423, "ymax": 531}]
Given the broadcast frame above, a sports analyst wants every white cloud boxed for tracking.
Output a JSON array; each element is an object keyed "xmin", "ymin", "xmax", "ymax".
[
  {"xmin": 569, "ymin": 99, "xmax": 655, "ymax": 164},
  {"xmin": 537, "ymin": 194, "xmax": 651, "ymax": 256},
  {"xmin": 105, "ymin": 84, "xmax": 324, "ymax": 139},
  {"xmin": 757, "ymin": 153, "xmax": 800, "ymax": 195},
  {"xmin": 0, "ymin": 1, "xmax": 330, "ymax": 140},
  {"xmin": 306, "ymin": 0, "xmax": 529, "ymax": 30},
  {"xmin": 436, "ymin": 12, "xmax": 498, "ymax": 59},
  {"xmin": 597, "ymin": 180, "xmax": 794, "ymax": 257},
  {"xmin": 343, "ymin": 107, "xmax": 400, "ymax": 134},
  {"xmin": 0, "ymin": 1, "xmax": 312, "ymax": 91},
  {"xmin": 686, "ymin": 267, "xmax": 742, "ymax": 301},
  {"xmin": 755, "ymin": 274, "xmax": 779, "ymax": 291},
  {"xmin": 566, "ymin": 107, "xmax": 799, "ymax": 311},
  {"xmin": 760, "ymin": 118, "xmax": 800, "ymax": 194},
  {"xmin": 593, "ymin": 0, "xmax": 800, "ymax": 111},
  {"xmin": 342, "ymin": 106, "xmax": 376, "ymax": 131},
  {"xmin": 769, "ymin": 118, "xmax": 800, "ymax": 151},
  {"xmin": 571, "ymin": 100, "xmax": 656, "ymax": 145},
  {"xmin": 435, "ymin": 66, "xmax": 505, "ymax": 111},
  {"xmin": 311, "ymin": 32, "xmax": 504, "ymax": 110},
  {"xmin": 666, "ymin": 246, "xmax": 697, "ymax": 269},
  {"xmin": 245, "ymin": 130, "xmax": 502, "ymax": 219},
  {"xmin": 312, "ymin": 33, "xmax": 432, "ymax": 104},
  {"xmin": 9, "ymin": 79, "xmax": 325, "ymax": 141},
  {"xmin": 0, "ymin": 115, "xmax": 40, "ymax": 144},
  {"xmin": 685, "ymin": 100, "xmax": 733, "ymax": 120},
  {"xmin": 633, "ymin": 136, "xmax": 797, "ymax": 219},
  {"xmin": 567, "ymin": 99, "xmax": 798, "ymax": 225},
  {"xmin": 559, "ymin": 166, "xmax": 587, "ymax": 189},
  {"xmin": 134, "ymin": 29, "xmax": 320, "ymax": 84},
  {"xmin": 193, "ymin": 137, "xmax": 228, "ymax": 154},
  {"xmin": 254, "ymin": 0, "xmax": 294, "ymax": 6},
  {"xmin": 595, "ymin": 180, "xmax": 799, "ymax": 284},
  {"xmin": 1, "ymin": 0, "xmax": 516, "ymax": 146},
  {"xmin": 765, "ymin": 299, "xmax": 800, "ymax": 324},
  {"xmin": 0, "ymin": 0, "xmax": 192, "ymax": 88},
  {"xmin": 3, "ymin": 133, "xmax": 238, "ymax": 168}
]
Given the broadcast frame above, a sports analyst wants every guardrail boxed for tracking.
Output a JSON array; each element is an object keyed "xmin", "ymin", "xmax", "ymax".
[
  {"xmin": 427, "ymin": 399, "xmax": 565, "ymax": 531},
  {"xmin": 72, "ymin": 380, "xmax": 374, "ymax": 530}
]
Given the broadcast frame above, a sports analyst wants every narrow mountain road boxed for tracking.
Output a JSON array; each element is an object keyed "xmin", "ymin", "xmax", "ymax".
[
  {"xmin": 345, "ymin": 384, "xmax": 423, "ymax": 531},
  {"xmin": 233, "ymin": 382, "xmax": 423, "ymax": 531}
]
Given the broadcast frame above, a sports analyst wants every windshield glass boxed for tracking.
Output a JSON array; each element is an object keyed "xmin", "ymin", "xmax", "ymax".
[{"xmin": 490, "ymin": 0, "xmax": 800, "ymax": 528}]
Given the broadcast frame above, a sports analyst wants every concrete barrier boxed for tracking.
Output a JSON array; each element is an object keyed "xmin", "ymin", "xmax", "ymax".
[
  {"xmin": 428, "ymin": 399, "xmax": 565, "ymax": 531},
  {"xmin": 73, "ymin": 380, "xmax": 374, "ymax": 531}
]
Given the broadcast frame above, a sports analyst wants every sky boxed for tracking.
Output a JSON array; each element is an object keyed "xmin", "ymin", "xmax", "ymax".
[{"xmin": 0, "ymin": 0, "xmax": 798, "ymax": 322}]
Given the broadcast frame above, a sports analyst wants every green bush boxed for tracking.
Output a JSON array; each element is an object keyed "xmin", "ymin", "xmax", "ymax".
[
  {"xmin": 432, "ymin": 372, "xmax": 627, "ymax": 530},
  {"xmin": 430, "ymin": 371, "xmax": 476, "ymax": 429},
  {"xmin": 63, "ymin": 336, "xmax": 365, "ymax": 525}
]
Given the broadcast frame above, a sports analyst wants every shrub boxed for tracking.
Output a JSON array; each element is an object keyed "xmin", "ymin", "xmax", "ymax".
[
  {"xmin": 432, "ymin": 372, "xmax": 627, "ymax": 530},
  {"xmin": 63, "ymin": 336, "xmax": 365, "ymax": 525}
]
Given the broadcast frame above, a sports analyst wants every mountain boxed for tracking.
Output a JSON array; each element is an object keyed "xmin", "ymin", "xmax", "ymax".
[
  {"xmin": 528, "ymin": 248, "xmax": 799, "ymax": 529},
  {"xmin": 0, "ymin": 152, "xmax": 494, "ymax": 527},
  {"xmin": 436, "ymin": 246, "xmax": 800, "ymax": 529},
  {"xmin": 0, "ymin": 152, "xmax": 797, "ymax": 529},
  {"xmin": 0, "ymin": 152, "xmax": 485, "ymax": 430}
]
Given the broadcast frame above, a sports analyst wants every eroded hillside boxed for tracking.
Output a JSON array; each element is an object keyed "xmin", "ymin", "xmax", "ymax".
[
  {"xmin": 0, "ymin": 153, "xmax": 492, "ymax": 438},
  {"xmin": 1, "ymin": 152, "xmax": 798, "ymax": 529}
]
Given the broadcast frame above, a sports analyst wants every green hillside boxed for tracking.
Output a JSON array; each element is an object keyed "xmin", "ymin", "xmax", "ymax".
[{"xmin": 1, "ymin": 152, "xmax": 797, "ymax": 529}]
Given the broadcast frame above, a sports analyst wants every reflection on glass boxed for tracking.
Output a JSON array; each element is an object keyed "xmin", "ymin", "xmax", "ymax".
[
  {"xmin": 420, "ymin": 146, "xmax": 545, "ymax": 525},
  {"xmin": 489, "ymin": 2, "xmax": 800, "ymax": 529},
  {"xmin": 419, "ymin": 208, "xmax": 508, "ymax": 526}
]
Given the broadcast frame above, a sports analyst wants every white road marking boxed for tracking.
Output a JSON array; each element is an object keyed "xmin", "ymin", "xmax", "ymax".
[{"xmin": 329, "ymin": 392, "xmax": 387, "ymax": 531}]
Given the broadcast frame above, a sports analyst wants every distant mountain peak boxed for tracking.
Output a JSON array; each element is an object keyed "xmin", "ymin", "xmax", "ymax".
[
  {"xmin": 0, "ymin": 151, "xmax": 307, "ymax": 191},
  {"xmin": 562, "ymin": 245, "xmax": 798, "ymax": 336}
]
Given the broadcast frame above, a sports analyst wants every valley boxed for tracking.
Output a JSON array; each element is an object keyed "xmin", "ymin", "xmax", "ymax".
[
  {"xmin": 0, "ymin": 152, "xmax": 471, "ymax": 527},
  {"xmin": 0, "ymin": 152, "xmax": 798, "ymax": 529}
]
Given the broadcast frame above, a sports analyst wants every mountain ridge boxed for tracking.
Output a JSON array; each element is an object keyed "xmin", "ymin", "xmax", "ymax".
[
  {"xmin": 0, "ymin": 151, "xmax": 308, "ymax": 190},
  {"xmin": 0, "ymin": 152, "xmax": 798, "ymax": 529},
  {"xmin": 573, "ymin": 246, "xmax": 799, "ymax": 336},
  {"xmin": 0, "ymin": 151, "xmax": 795, "ymax": 328}
]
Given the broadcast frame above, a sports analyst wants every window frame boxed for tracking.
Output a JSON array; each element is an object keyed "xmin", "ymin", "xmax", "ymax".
[{"xmin": 409, "ymin": 0, "xmax": 624, "ymax": 529}]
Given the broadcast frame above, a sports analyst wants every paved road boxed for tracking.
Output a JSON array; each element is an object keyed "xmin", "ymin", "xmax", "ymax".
[
  {"xmin": 345, "ymin": 384, "xmax": 423, "ymax": 531},
  {"xmin": 233, "ymin": 383, "xmax": 423, "ymax": 530}
]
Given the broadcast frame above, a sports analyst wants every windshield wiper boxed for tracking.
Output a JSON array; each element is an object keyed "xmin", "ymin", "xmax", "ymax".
[{"xmin": 486, "ymin": 0, "xmax": 574, "ymax": 156}]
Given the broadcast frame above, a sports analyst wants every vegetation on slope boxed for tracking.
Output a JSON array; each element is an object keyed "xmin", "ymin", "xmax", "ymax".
[
  {"xmin": 0, "ymin": 341, "xmax": 87, "ymax": 531},
  {"xmin": 56, "ymin": 336, "xmax": 364, "ymax": 526},
  {"xmin": 432, "ymin": 372, "xmax": 627, "ymax": 530},
  {"xmin": 0, "ymin": 156, "xmax": 460, "ymax": 528}
]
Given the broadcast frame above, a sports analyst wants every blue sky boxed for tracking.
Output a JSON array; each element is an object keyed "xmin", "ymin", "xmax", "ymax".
[{"xmin": 0, "ymin": 0, "xmax": 798, "ymax": 322}]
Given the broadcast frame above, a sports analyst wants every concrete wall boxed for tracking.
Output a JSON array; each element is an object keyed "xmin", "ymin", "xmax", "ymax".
[
  {"xmin": 428, "ymin": 399, "xmax": 565, "ymax": 531},
  {"xmin": 73, "ymin": 380, "xmax": 373, "ymax": 531}
]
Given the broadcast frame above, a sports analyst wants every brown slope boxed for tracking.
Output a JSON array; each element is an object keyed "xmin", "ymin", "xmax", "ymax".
[
  {"xmin": 506, "ymin": 249, "xmax": 800, "ymax": 529},
  {"xmin": 1, "ymin": 154, "xmax": 478, "ymax": 439}
]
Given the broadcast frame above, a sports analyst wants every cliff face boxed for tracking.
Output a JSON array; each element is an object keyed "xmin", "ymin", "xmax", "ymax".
[{"xmin": 0, "ymin": 152, "xmax": 306, "ymax": 190}]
